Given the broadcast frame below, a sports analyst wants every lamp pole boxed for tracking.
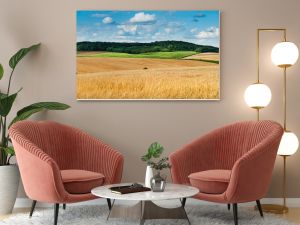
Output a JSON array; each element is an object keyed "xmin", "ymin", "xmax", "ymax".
[
  {"xmin": 255, "ymin": 29, "xmax": 286, "ymax": 121},
  {"xmin": 254, "ymin": 28, "xmax": 290, "ymax": 214},
  {"xmin": 283, "ymin": 155, "xmax": 287, "ymax": 207}
]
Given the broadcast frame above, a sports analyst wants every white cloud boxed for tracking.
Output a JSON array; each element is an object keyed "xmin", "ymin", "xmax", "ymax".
[
  {"xmin": 164, "ymin": 28, "xmax": 172, "ymax": 34},
  {"xmin": 152, "ymin": 32, "xmax": 167, "ymax": 40},
  {"xmin": 92, "ymin": 13, "xmax": 107, "ymax": 18},
  {"xmin": 196, "ymin": 27, "xmax": 219, "ymax": 39},
  {"xmin": 129, "ymin": 12, "xmax": 156, "ymax": 23},
  {"xmin": 195, "ymin": 38, "xmax": 219, "ymax": 47},
  {"xmin": 115, "ymin": 35, "xmax": 127, "ymax": 39},
  {"xmin": 117, "ymin": 24, "xmax": 138, "ymax": 34},
  {"xmin": 190, "ymin": 28, "xmax": 197, "ymax": 34},
  {"xmin": 102, "ymin": 17, "xmax": 113, "ymax": 24},
  {"xmin": 113, "ymin": 37, "xmax": 136, "ymax": 43},
  {"xmin": 163, "ymin": 22, "xmax": 183, "ymax": 34},
  {"xmin": 153, "ymin": 32, "xmax": 161, "ymax": 37},
  {"xmin": 117, "ymin": 30, "xmax": 124, "ymax": 35}
]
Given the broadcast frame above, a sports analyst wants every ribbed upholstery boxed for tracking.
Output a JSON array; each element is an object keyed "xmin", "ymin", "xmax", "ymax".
[
  {"xmin": 9, "ymin": 120, "xmax": 124, "ymax": 204},
  {"xmin": 169, "ymin": 120, "xmax": 283, "ymax": 203}
]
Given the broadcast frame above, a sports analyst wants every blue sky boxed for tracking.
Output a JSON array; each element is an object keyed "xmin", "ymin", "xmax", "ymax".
[{"xmin": 77, "ymin": 11, "xmax": 220, "ymax": 47}]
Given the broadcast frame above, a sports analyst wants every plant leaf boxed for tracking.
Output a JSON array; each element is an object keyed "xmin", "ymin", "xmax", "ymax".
[
  {"xmin": 9, "ymin": 102, "xmax": 70, "ymax": 128},
  {"xmin": 2, "ymin": 146, "xmax": 15, "ymax": 156},
  {"xmin": 0, "ymin": 93, "xmax": 8, "ymax": 99},
  {"xmin": 0, "ymin": 64, "xmax": 3, "ymax": 80},
  {"xmin": 0, "ymin": 92, "xmax": 18, "ymax": 116},
  {"xmin": 141, "ymin": 154, "xmax": 151, "ymax": 162},
  {"xmin": 9, "ymin": 43, "xmax": 41, "ymax": 69},
  {"xmin": 10, "ymin": 108, "xmax": 43, "ymax": 126},
  {"xmin": 148, "ymin": 142, "xmax": 164, "ymax": 158},
  {"xmin": 17, "ymin": 102, "xmax": 70, "ymax": 116}
]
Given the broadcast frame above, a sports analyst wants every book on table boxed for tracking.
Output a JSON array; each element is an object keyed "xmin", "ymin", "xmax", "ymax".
[{"xmin": 110, "ymin": 183, "xmax": 151, "ymax": 194}]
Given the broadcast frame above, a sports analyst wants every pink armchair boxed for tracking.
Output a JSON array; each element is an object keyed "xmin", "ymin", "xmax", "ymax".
[
  {"xmin": 9, "ymin": 120, "xmax": 124, "ymax": 225},
  {"xmin": 169, "ymin": 120, "xmax": 283, "ymax": 225}
]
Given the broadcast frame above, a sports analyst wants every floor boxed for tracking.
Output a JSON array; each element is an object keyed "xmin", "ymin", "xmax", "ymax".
[
  {"xmin": 0, "ymin": 207, "xmax": 300, "ymax": 224},
  {"xmin": 281, "ymin": 208, "xmax": 300, "ymax": 224},
  {"xmin": 0, "ymin": 208, "xmax": 28, "ymax": 220}
]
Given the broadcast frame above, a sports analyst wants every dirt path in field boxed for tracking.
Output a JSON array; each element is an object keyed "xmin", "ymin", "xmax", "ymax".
[
  {"xmin": 78, "ymin": 65, "xmax": 218, "ymax": 78},
  {"xmin": 77, "ymin": 57, "xmax": 215, "ymax": 74}
]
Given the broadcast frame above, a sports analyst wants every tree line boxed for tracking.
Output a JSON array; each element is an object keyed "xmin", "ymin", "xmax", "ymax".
[{"xmin": 77, "ymin": 41, "xmax": 219, "ymax": 54}]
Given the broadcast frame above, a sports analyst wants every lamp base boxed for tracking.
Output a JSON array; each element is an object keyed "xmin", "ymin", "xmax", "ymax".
[{"xmin": 255, "ymin": 204, "xmax": 288, "ymax": 214}]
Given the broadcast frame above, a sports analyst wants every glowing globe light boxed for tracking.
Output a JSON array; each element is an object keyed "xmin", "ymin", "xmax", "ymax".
[
  {"xmin": 271, "ymin": 42, "xmax": 299, "ymax": 67},
  {"xmin": 244, "ymin": 83, "xmax": 272, "ymax": 108},
  {"xmin": 278, "ymin": 131, "xmax": 299, "ymax": 156}
]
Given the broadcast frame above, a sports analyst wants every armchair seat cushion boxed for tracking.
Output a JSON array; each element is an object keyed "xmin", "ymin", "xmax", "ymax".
[
  {"xmin": 61, "ymin": 170, "xmax": 105, "ymax": 194},
  {"xmin": 188, "ymin": 170, "xmax": 231, "ymax": 194}
]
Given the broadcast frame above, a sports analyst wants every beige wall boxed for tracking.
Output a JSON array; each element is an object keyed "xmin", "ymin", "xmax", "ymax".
[{"xmin": 1, "ymin": 0, "xmax": 300, "ymax": 198}]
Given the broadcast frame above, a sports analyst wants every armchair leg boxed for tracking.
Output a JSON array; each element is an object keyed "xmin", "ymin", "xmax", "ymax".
[
  {"xmin": 29, "ymin": 200, "xmax": 37, "ymax": 217},
  {"xmin": 181, "ymin": 198, "xmax": 187, "ymax": 208},
  {"xmin": 107, "ymin": 198, "xmax": 112, "ymax": 210},
  {"xmin": 63, "ymin": 204, "xmax": 66, "ymax": 210},
  {"xmin": 256, "ymin": 200, "xmax": 263, "ymax": 217},
  {"xmin": 54, "ymin": 204, "xmax": 59, "ymax": 225},
  {"xmin": 227, "ymin": 204, "xmax": 230, "ymax": 210},
  {"xmin": 233, "ymin": 203, "xmax": 238, "ymax": 225}
]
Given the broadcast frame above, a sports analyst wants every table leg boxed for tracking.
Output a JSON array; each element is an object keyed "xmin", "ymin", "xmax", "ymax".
[
  {"xmin": 106, "ymin": 199, "xmax": 115, "ymax": 221},
  {"xmin": 182, "ymin": 203, "xmax": 191, "ymax": 225},
  {"xmin": 140, "ymin": 201, "xmax": 145, "ymax": 225},
  {"xmin": 107, "ymin": 200, "xmax": 143, "ymax": 221},
  {"xmin": 106, "ymin": 199, "xmax": 191, "ymax": 224},
  {"xmin": 142, "ymin": 201, "xmax": 191, "ymax": 223}
]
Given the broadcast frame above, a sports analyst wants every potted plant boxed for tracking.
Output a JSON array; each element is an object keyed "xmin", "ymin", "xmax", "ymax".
[
  {"xmin": 141, "ymin": 142, "xmax": 171, "ymax": 191},
  {"xmin": 0, "ymin": 43, "xmax": 70, "ymax": 215}
]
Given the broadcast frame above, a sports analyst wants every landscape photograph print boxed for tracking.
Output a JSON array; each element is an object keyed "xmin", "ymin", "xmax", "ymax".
[{"xmin": 76, "ymin": 10, "xmax": 220, "ymax": 100}]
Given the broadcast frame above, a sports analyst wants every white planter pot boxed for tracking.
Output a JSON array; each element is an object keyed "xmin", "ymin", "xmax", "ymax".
[
  {"xmin": 145, "ymin": 165, "xmax": 153, "ymax": 188},
  {"xmin": 0, "ymin": 165, "xmax": 20, "ymax": 215}
]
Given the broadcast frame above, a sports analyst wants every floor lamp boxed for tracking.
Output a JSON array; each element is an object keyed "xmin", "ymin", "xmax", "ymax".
[
  {"xmin": 244, "ymin": 29, "xmax": 273, "ymax": 118},
  {"xmin": 244, "ymin": 28, "xmax": 299, "ymax": 214},
  {"xmin": 270, "ymin": 35, "xmax": 299, "ymax": 213}
]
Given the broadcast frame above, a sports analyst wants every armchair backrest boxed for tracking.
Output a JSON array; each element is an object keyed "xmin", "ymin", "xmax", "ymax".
[
  {"xmin": 9, "ymin": 120, "xmax": 124, "ymax": 201},
  {"xmin": 8, "ymin": 121, "xmax": 72, "ymax": 202},
  {"xmin": 9, "ymin": 121, "xmax": 81, "ymax": 170},
  {"xmin": 210, "ymin": 120, "xmax": 282, "ymax": 170},
  {"xmin": 170, "ymin": 120, "xmax": 283, "ymax": 185}
]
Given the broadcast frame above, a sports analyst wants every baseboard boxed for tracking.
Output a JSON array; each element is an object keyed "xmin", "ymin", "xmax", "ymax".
[{"xmin": 14, "ymin": 197, "xmax": 300, "ymax": 208}]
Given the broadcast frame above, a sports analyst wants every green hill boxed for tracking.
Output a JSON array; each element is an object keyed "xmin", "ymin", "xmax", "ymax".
[{"xmin": 77, "ymin": 40, "xmax": 219, "ymax": 54}]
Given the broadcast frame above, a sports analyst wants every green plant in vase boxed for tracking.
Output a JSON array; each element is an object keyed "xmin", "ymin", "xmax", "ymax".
[
  {"xmin": 0, "ymin": 43, "xmax": 70, "ymax": 215},
  {"xmin": 141, "ymin": 142, "xmax": 171, "ymax": 191},
  {"xmin": 148, "ymin": 157, "xmax": 171, "ymax": 171}
]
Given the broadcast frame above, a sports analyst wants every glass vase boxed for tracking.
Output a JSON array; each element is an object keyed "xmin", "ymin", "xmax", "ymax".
[{"xmin": 150, "ymin": 171, "xmax": 166, "ymax": 192}]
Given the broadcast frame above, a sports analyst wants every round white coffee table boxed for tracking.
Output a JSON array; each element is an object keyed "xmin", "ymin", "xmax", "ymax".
[{"xmin": 92, "ymin": 183, "xmax": 199, "ymax": 225}]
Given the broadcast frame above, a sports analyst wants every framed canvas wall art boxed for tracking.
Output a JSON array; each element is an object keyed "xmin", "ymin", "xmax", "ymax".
[{"xmin": 76, "ymin": 10, "xmax": 220, "ymax": 100}]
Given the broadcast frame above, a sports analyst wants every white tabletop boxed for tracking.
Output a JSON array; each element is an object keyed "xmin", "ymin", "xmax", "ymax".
[{"xmin": 91, "ymin": 183, "xmax": 199, "ymax": 201}]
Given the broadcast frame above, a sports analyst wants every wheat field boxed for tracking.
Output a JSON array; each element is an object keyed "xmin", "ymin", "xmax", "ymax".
[{"xmin": 76, "ymin": 54, "xmax": 219, "ymax": 99}]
